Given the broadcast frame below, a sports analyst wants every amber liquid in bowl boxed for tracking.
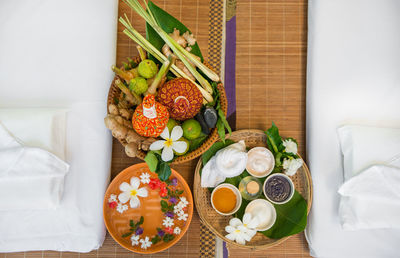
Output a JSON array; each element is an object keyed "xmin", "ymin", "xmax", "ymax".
[{"xmin": 212, "ymin": 187, "xmax": 237, "ymax": 213}]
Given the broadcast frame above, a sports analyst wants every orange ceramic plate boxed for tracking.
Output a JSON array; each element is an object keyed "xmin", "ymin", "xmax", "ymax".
[{"xmin": 103, "ymin": 163, "xmax": 193, "ymax": 254}]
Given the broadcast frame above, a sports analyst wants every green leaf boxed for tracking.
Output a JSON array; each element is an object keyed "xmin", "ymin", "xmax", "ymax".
[
  {"xmin": 260, "ymin": 190, "xmax": 308, "ymax": 239},
  {"xmin": 218, "ymin": 108, "xmax": 232, "ymax": 137},
  {"xmin": 122, "ymin": 231, "xmax": 133, "ymax": 238},
  {"xmin": 201, "ymin": 139, "xmax": 235, "ymax": 165},
  {"xmin": 146, "ymin": 1, "xmax": 203, "ymax": 62},
  {"xmin": 188, "ymin": 133, "xmax": 208, "ymax": 152},
  {"xmin": 156, "ymin": 161, "xmax": 171, "ymax": 181},
  {"xmin": 265, "ymin": 122, "xmax": 283, "ymax": 154},
  {"xmin": 233, "ymin": 199, "xmax": 250, "ymax": 219},
  {"xmin": 151, "ymin": 235, "xmax": 161, "ymax": 244},
  {"xmin": 139, "ymin": 216, "xmax": 144, "ymax": 225},
  {"xmin": 145, "ymin": 151, "xmax": 158, "ymax": 172},
  {"xmin": 216, "ymin": 119, "xmax": 226, "ymax": 143},
  {"xmin": 129, "ymin": 220, "xmax": 134, "ymax": 228},
  {"xmin": 162, "ymin": 233, "xmax": 175, "ymax": 242},
  {"xmin": 161, "ymin": 200, "xmax": 168, "ymax": 209}
]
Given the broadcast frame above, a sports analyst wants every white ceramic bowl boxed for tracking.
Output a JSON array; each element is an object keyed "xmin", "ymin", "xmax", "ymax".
[
  {"xmin": 246, "ymin": 147, "xmax": 275, "ymax": 178},
  {"xmin": 245, "ymin": 199, "xmax": 276, "ymax": 231},
  {"xmin": 263, "ymin": 173, "xmax": 295, "ymax": 204},
  {"xmin": 211, "ymin": 183, "xmax": 242, "ymax": 216}
]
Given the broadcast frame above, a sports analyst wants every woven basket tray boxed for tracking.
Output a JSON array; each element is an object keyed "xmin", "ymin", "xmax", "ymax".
[
  {"xmin": 107, "ymin": 56, "xmax": 228, "ymax": 164},
  {"xmin": 193, "ymin": 129, "xmax": 313, "ymax": 250}
]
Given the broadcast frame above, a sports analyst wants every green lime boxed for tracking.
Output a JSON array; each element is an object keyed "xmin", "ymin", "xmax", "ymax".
[
  {"xmin": 174, "ymin": 138, "xmax": 190, "ymax": 156},
  {"xmin": 182, "ymin": 119, "xmax": 202, "ymax": 140},
  {"xmin": 167, "ymin": 119, "xmax": 179, "ymax": 133}
]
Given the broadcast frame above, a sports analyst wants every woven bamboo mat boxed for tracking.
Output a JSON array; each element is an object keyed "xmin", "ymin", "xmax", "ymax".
[
  {"xmin": 1, "ymin": 0, "xmax": 311, "ymax": 257},
  {"xmin": 227, "ymin": 0, "xmax": 310, "ymax": 257}
]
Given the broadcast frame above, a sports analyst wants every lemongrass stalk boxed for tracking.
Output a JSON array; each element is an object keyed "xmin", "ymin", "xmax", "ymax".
[
  {"xmin": 163, "ymin": 32, "xmax": 219, "ymax": 82},
  {"xmin": 120, "ymin": 24, "xmax": 214, "ymax": 102},
  {"xmin": 147, "ymin": 55, "xmax": 174, "ymax": 95},
  {"xmin": 136, "ymin": 46, "xmax": 147, "ymax": 61},
  {"xmin": 119, "ymin": 15, "xmax": 214, "ymax": 102},
  {"xmin": 141, "ymin": 0, "xmax": 219, "ymax": 82},
  {"xmin": 123, "ymin": 0, "xmax": 218, "ymax": 85}
]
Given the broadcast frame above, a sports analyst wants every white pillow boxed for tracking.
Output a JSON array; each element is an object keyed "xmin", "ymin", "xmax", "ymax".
[
  {"xmin": 0, "ymin": 108, "xmax": 67, "ymax": 161},
  {"xmin": 337, "ymin": 125, "xmax": 400, "ymax": 180},
  {"xmin": 337, "ymin": 125, "xmax": 400, "ymax": 230}
]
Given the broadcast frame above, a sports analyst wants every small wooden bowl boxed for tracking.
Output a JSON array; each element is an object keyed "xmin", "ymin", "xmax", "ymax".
[
  {"xmin": 193, "ymin": 129, "xmax": 313, "ymax": 250},
  {"xmin": 107, "ymin": 56, "xmax": 228, "ymax": 164}
]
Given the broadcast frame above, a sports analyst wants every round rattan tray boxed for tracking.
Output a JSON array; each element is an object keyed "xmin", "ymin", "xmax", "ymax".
[
  {"xmin": 193, "ymin": 129, "xmax": 313, "ymax": 250},
  {"xmin": 107, "ymin": 56, "xmax": 228, "ymax": 164}
]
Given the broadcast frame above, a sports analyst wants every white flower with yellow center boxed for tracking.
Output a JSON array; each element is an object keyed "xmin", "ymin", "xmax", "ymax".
[
  {"xmin": 225, "ymin": 215, "xmax": 258, "ymax": 245},
  {"xmin": 149, "ymin": 126, "xmax": 188, "ymax": 162},
  {"xmin": 118, "ymin": 177, "xmax": 148, "ymax": 208}
]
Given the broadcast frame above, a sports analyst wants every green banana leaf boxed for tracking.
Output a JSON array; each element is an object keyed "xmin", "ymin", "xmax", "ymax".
[
  {"xmin": 146, "ymin": 1, "xmax": 203, "ymax": 62},
  {"xmin": 261, "ymin": 190, "xmax": 308, "ymax": 239}
]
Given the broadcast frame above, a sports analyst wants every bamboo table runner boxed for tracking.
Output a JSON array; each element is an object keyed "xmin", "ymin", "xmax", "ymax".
[{"xmin": 1, "ymin": 0, "xmax": 311, "ymax": 257}]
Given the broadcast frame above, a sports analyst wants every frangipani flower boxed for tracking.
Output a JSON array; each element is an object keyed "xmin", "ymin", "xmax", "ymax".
[
  {"xmin": 225, "ymin": 215, "xmax": 259, "ymax": 245},
  {"xmin": 283, "ymin": 158, "xmax": 303, "ymax": 176},
  {"xmin": 240, "ymin": 213, "xmax": 259, "ymax": 237},
  {"xmin": 282, "ymin": 139, "xmax": 298, "ymax": 154},
  {"xmin": 149, "ymin": 126, "xmax": 188, "ymax": 162},
  {"xmin": 118, "ymin": 177, "xmax": 148, "ymax": 208}
]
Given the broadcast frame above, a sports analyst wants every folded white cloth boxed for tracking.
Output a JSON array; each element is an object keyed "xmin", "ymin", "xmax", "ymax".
[
  {"xmin": 0, "ymin": 124, "xmax": 69, "ymax": 211},
  {"xmin": 0, "ymin": 108, "xmax": 67, "ymax": 160},
  {"xmin": 201, "ymin": 141, "xmax": 247, "ymax": 188},
  {"xmin": 339, "ymin": 158, "xmax": 400, "ymax": 230}
]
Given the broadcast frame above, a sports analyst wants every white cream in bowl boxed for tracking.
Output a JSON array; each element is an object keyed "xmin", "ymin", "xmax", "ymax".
[
  {"xmin": 246, "ymin": 147, "xmax": 275, "ymax": 178},
  {"xmin": 245, "ymin": 199, "xmax": 276, "ymax": 231}
]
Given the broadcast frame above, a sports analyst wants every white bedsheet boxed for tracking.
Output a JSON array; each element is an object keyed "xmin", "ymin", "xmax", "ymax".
[
  {"xmin": 306, "ymin": 0, "xmax": 400, "ymax": 257},
  {"xmin": 0, "ymin": 0, "xmax": 117, "ymax": 252}
]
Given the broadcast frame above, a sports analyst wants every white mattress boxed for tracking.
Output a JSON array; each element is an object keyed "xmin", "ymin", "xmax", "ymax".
[
  {"xmin": 306, "ymin": 0, "xmax": 400, "ymax": 257},
  {"xmin": 0, "ymin": 0, "xmax": 117, "ymax": 252}
]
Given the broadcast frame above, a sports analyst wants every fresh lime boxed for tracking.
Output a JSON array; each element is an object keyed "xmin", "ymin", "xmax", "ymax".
[
  {"xmin": 174, "ymin": 137, "xmax": 190, "ymax": 156},
  {"xmin": 182, "ymin": 119, "xmax": 202, "ymax": 140},
  {"xmin": 167, "ymin": 119, "xmax": 179, "ymax": 133}
]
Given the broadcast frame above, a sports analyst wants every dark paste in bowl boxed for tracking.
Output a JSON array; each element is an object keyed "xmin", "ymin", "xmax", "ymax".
[{"xmin": 263, "ymin": 174, "xmax": 294, "ymax": 204}]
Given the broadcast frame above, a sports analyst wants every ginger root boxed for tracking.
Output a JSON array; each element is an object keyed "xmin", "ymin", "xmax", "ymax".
[{"xmin": 105, "ymin": 104, "xmax": 155, "ymax": 157}]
